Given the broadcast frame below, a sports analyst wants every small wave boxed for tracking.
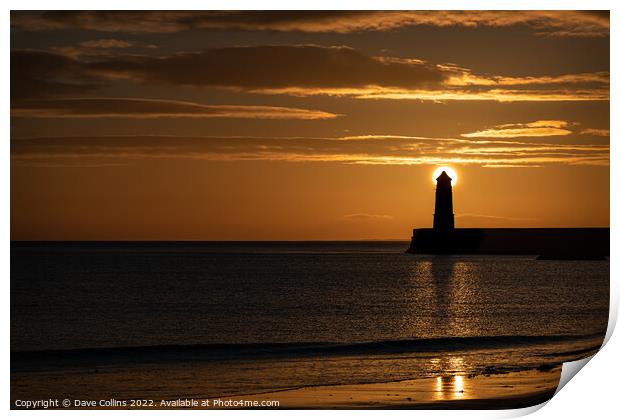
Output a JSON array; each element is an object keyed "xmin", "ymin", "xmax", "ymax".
[{"xmin": 11, "ymin": 333, "xmax": 603, "ymax": 373}]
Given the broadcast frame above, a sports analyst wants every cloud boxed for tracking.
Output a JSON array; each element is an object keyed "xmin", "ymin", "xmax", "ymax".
[
  {"xmin": 86, "ymin": 45, "xmax": 447, "ymax": 90},
  {"xmin": 461, "ymin": 121, "xmax": 573, "ymax": 138},
  {"xmin": 480, "ymin": 164, "xmax": 543, "ymax": 168},
  {"xmin": 11, "ymin": 11, "xmax": 609, "ymax": 37},
  {"xmin": 84, "ymin": 47, "xmax": 608, "ymax": 101},
  {"xmin": 51, "ymin": 39, "xmax": 157, "ymax": 59},
  {"xmin": 12, "ymin": 47, "xmax": 608, "ymax": 103},
  {"xmin": 10, "ymin": 134, "xmax": 609, "ymax": 168},
  {"xmin": 580, "ymin": 128, "xmax": 610, "ymax": 137},
  {"xmin": 445, "ymin": 71, "xmax": 610, "ymax": 87},
  {"xmin": 277, "ymin": 87, "xmax": 609, "ymax": 102},
  {"xmin": 10, "ymin": 50, "xmax": 101, "ymax": 100},
  {"xmin": 10, "ymin": 98, "xmax": 340, "ymax": 120},
  {"xmin": 341, "ymin": 213, "xmax": 394, "ymax": 221},
  {"xmin": 79, "ymin": 39, "xmax": 133, "ymax": 48},
  {"xmin": 522, "ymin": 120, "xmax": 569, "ymax": 128}
]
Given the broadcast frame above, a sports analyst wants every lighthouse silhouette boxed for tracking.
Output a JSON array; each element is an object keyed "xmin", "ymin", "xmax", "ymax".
[
  {"xmin": 407, "ymin": 169, "xmax": 609, "ymax": 257},
  {"xmin": 433, "ymin": 171, "xmax": 455, "ymax": 231}
]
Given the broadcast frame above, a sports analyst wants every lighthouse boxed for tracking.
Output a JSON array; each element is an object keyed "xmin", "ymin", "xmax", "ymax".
[{"xmin": 433, "ymin": 171, "xmax": 455, "ymax": 231}]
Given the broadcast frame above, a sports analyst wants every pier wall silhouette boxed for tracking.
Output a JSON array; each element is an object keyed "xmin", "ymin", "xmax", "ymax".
[{"xmin": 407, "ymin": 228, "xmax": 609, "ymax": 259}]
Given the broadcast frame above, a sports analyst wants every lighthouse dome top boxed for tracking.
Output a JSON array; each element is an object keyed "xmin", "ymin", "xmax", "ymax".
[
  {"xmin": 436, "ymin": 171, "xmax": 452, "ymax": 182},
  {"xmin": 432, "ymin": 166, "xmax": 457, "ymax": 185}
]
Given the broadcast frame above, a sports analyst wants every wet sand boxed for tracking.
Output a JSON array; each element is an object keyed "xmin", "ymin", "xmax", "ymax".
[
  {"xmin": 11, "ymin": 366, "xmax": 561, "ymax": 409},
  {"xmin": 201, "ymin": 367, "xmax": 561, "ymax": 409}
]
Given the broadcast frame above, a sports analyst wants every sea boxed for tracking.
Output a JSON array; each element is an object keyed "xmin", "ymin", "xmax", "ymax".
[{"xmin": 10, "ymin": 241, "xmax": 609, "ymax": 401}]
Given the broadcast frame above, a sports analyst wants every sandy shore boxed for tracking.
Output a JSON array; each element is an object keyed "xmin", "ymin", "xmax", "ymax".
[
  {"xmin": 12, "ymin": 366, "xmax": 562, "ymax": 409},
  {"xmin": 202, "ymin": 367, "xmax": 561, "ymax": 409}
]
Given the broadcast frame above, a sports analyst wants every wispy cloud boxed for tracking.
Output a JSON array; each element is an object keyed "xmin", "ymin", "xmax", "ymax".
[
  {"xmin": 445, "ymin": 70, "xmax": 609, "ymax": 87},
  {"xmin": 580, "ymin": 128, "xmax": 610, "ymax": 137},
  {"xmin": 344, "ymin": 88, "xmax": 608, "ymax": 102},
  {"xmin": 51, "ymin": 39, "xmax": 157, "ymax": 59},
  {"xmin": 461, "ymin": 120, "xmax": 573, "ymax": 138},
  {"xmin": 11, "ymin": 97, "xmax": 341, "ymax": 120},
  {"xmin": 480, "ymin": 164, "xmax": 544, "ymax": 168},
  {"xmin": 11, "ymin": 11, "xmax": 609, "ymax": 37},
  {"xmin": 11, "ymin": 134, "xmax": 609, "ymax": 168}
]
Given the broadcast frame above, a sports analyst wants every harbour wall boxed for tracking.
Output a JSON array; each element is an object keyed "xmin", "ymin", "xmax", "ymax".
[{"xmin": 407, "ymin": 228, "xmax": 609, "ymax": 258}]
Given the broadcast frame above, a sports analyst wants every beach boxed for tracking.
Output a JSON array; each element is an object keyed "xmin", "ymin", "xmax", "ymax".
[
  {"xmin": 11, "ymin": 366, "xmax": 561, "ymax": 409},
  {"xmin": 204, "ymin": 367, "xmax": 560, "ymax": 409}
]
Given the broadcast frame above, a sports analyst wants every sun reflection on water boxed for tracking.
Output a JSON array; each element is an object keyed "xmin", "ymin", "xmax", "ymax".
[
  {"xmin": 433, "ymin": 356, "xmax": 467, "ymax": 400},
  {"xmin": 434, "ymin": 375, "xmax": 466, "ymax": 400},
  {"xmin": 435, "ymin": 377, "xmax": 443, "ymax": 399},
  {"xmin": 454, "ymin": 375, "xmax": 465, "ymax": 398}
]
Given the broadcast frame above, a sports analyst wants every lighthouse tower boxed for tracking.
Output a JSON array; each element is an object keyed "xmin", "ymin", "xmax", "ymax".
[{"xmin": 433, "ymin": 171, "xmax": 455, "ymax": 231}]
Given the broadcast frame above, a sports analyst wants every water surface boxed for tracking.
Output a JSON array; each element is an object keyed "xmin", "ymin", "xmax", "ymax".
[{"xmin": 11, "ymin": 242, "xmax": 608, "ymax": 400}]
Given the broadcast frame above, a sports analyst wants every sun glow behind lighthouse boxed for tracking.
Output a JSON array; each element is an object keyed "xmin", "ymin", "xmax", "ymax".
[{"xmin": 433, "ymin": 166, "xmax": 458, "ymax": 186}]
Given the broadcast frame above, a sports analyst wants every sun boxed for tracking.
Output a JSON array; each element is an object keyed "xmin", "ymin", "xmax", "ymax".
[{"xmin": 432, "ymin": 166, "xmax": 458, "ymax": 186}]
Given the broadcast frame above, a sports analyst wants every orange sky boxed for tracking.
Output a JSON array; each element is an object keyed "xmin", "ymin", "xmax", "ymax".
[{"xmin": 10, "ymin": 11, "xmax": 610, "ymax": 240}]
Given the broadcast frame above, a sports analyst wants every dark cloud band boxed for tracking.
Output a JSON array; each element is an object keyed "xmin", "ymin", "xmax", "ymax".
[
  {"xmin": 11, "ymin": 97, "xmax": 341, "ymax": 120},
  {"xmin": 11, "ymin": 47, "xmax": 609, "ymax": 103},
  {"xmin": 11, "ymin": 11, "xmax": 609, "ymax": 37}
]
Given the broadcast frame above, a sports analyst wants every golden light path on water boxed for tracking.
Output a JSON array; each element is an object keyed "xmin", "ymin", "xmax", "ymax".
[{"xmin": 432, "ymin": 166, "xmax": 458, "ymax": 186}]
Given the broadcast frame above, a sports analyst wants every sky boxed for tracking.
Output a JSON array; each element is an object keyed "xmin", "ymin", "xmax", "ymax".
[{"xmin": 10, "ymin": 11, "xmax": 610, "ymax": 240}]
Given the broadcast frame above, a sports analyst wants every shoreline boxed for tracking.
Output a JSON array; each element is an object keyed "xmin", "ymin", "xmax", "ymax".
[
  {"xmin": 11, "ymin": 366, "xmax": 562, "ymax": 410},
  {"xmin": 198, "ymin": 367, "xmax": 561, "ymax": 410}
]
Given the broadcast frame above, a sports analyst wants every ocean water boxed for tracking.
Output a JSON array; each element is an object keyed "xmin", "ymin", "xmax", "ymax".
[{"xmin": 11, "ymin": 242, "xmax": 609, "ymax": 400}]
